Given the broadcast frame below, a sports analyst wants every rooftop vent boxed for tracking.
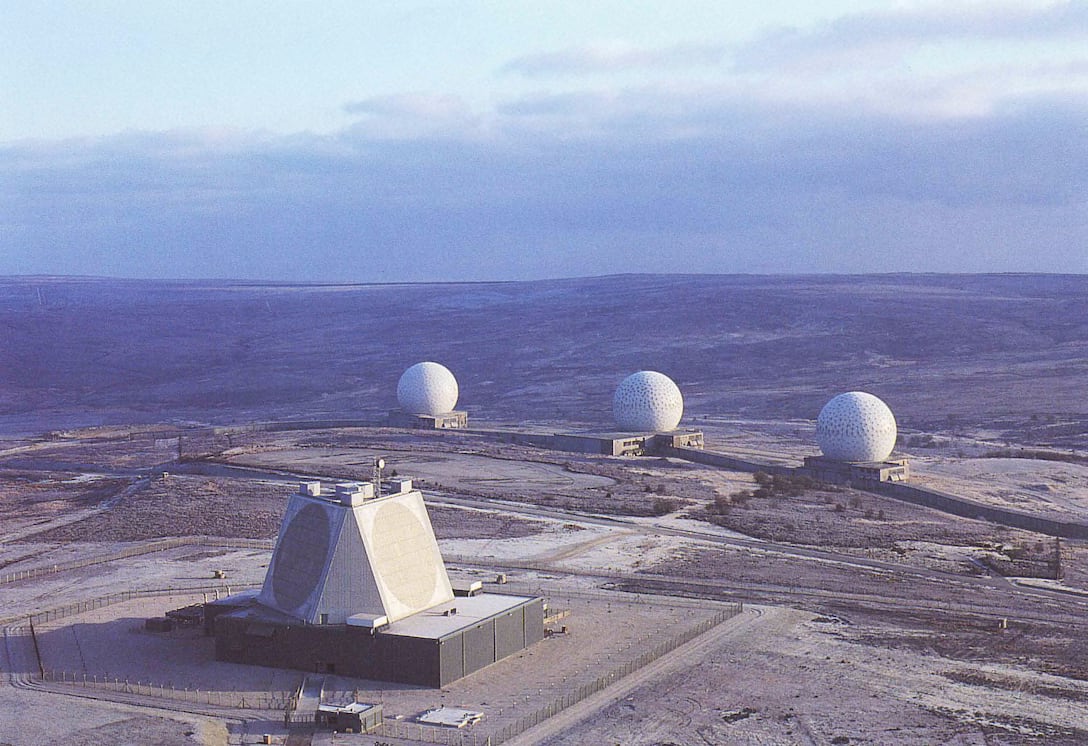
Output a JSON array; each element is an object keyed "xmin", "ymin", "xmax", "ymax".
[{"xmin": 335, "ymin": 481, "xmax": 375, "ymax": 506}]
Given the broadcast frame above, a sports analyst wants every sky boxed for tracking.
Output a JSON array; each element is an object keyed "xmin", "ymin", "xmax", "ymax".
[{"xmin": 2, "ymin": 1, "xmax": 1086, "ymax": 281}]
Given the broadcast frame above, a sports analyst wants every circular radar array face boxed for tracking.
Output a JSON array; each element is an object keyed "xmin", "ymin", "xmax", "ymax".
[
  {"xmin": 613, "ymin": 371, "xmax": 684, "ymax": 432},
  {"xmin": 816, "ymin": 391, "xmax": 898, "ymax": 462},
  {"xmin": 397, "ymin": 361, "xmax": 459, "ymax": 416},
  {"xmin": 270, "ymin": 503, "xmax": 331, "ymax": 613}
]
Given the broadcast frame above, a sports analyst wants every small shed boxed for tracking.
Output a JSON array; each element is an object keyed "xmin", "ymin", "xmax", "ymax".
[{"xmin": 315, "ymin": 702, "xmax": 383, "ymax": 733}]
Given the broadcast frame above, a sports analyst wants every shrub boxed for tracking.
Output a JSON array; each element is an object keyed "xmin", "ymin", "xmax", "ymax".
[{"xmin": 652, "ymin": 497, "xmax": 678, "ymax": 516}]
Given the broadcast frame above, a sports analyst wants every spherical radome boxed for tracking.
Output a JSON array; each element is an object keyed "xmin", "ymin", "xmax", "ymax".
[
  {"xmin": 397, "ymin": 362, "xmax": 458, "ymax": 416},
  {"xmin": 816, "ymin": 391, "xmax": 897, "ymax": 462},
  {"xmin": 613, "ymin": 371, "xmax": 684, "ymax": 432}
]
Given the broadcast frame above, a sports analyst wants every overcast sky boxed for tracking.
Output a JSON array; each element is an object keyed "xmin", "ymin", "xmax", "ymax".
[{"xmin": 2, "ymin": 1, "xmax": 1086, "ymax": 281}]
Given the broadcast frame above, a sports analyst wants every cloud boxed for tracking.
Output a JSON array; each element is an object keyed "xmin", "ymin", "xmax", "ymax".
[
  {"xmin": 343, "ymin": 93, "xmax": 471, "ymax": 119},
  {"xmin": 502, "ymin": 40, "xmax": 726, "ymax": 77},
  {"xmin": 494, "ymin": 3, "xmax": 1088, "ymax": 124},
  {"xmin": 3, "ymin": 77, "xmax": 1086, "ymax": 281},
  {"xmin": 733, "ymin": 1, "xmax": 1088, "ymax": 72},
  {"xmin": 340, "ymin": 93, "xmax": 482, "ymax": 140}
]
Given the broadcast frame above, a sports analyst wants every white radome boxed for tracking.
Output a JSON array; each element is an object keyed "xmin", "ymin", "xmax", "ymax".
[
  {"xmin": 613, "ymin": 371, "xmax": 684, "ymax": 432},
  {"xmin": 397, "ymin": 362, "xmax": 459, "ymax": 416},
  {"xmin": 816, "ymin": 391, "xmax": 897, "ymax": 462}
]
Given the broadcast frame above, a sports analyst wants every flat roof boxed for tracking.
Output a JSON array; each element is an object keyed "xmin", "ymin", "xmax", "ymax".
[
  {"xmin": 556, "ymin": 431, "xmax": 649, "ymax": 440},
  {"xmin": 418, "ymin": 706, "xmax": 483, "ymax": 727},
  {"xmin": 213, "ymin": 591, "xmax": 539, "ymax": 641},
  {"xmin": 318, "ymin": 702, "xmax": 380, "ymax": 714},
  {"xmin": 218, "ymin": 598, "xmax": 300, "ymax": 625},
  {"xmin": 383, "ymin": 592, "xmax": 536, "ymax": 641},
  {"xmin": 206, "ymin": 589, "xmax": 260, "ymax": 606}
]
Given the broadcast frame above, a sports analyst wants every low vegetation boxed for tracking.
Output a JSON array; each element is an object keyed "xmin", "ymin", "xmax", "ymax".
[
  {"xmin": 651, "ymin": 497, "xmax": 679, "ymax": 516},
  {"xmin": 710, "ymin": 471, "xmax": 836, "ymax": 515}
]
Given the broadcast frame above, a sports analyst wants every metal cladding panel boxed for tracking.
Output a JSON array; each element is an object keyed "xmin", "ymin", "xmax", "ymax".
[
  {"xmin": 315, "ymin": 507, "xmax": 385, "ymax": 624},
  {"xmin": 380, "ymin": 634, "xmax": 442, "ymax": 687},
  {"xmin": 212, "ymin": 596, "xmax": 548, "ymax": 686},
  {"xmin": 214, "ymin": 616, "xmax": 444, "ymax": 686},
  {"xmin": 524, "ymin": 598, "xmax": 545, "ymax": 645},
  {"xmin": 357, "ymin": 490, "xmax": 454, "ymax": 623},
  {"xmin": 438, "ymin": 635, "xmax": 465, "ymax": 687},
  {"xmin": 257, "ymin": 495, "xmax": 343, "ymax": 622},
  {"xmin": 494, "ymin": 609, "xmax": 525, "ymax": 660},
  {"xmin": 462, "ymin": 620, "xmax": 496, "ymax": 676}
]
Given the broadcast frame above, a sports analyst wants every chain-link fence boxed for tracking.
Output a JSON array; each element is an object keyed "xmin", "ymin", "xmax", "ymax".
[
  {"xmin": 484, "ymin": 603, "xmax": 741, "ymax": 744},
  {"xmin": 39, "ymin": 669, "xmax": 294, "ymax": 709},
  {"xmin": 376, "ymin": 721, "xmax": 487, "ymax": 744},
  {"xmin": 18, "ymin": 546, "xmax": 742, "ymax": 745},
  {"xmin": 334, "ymin": 602, "xmax": 742, "ymax": 745},
  {"xmin": 26, "ymin": 583, "xmax": 259, "ymax": 627},
  {"xmin": 0, "ymin": 536, "xmax": 271, "ymax": 588}
]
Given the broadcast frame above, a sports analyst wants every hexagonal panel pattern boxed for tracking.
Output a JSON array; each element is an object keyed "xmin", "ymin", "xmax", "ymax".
[
  {"xmin": 613, "ymin": 371, "xmax": 684, "ymax": 432},
  {"xmin": 816, "ymin": 391, "xmax": 897, "ymax": 462},
  {"xmin": 397, "ymin": 361, "xmax": 459, "ymax": 416}
]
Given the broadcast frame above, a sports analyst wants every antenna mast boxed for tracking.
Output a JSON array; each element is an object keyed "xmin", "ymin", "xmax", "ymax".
[{"xmin": 373, "ymin": 457, "xmax": 385, "ymax": 497}]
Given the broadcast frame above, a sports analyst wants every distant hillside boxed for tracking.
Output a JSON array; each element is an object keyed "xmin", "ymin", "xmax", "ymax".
[{"xmin": 1, "ymin": 274, "xmax": 1086, "ymax": 443}]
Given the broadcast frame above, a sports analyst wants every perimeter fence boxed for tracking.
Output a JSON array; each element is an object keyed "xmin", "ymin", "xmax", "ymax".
[
  {"xmin": 377, "ymin": 721, "xmax": 488, "ymax": 744},
  {"xmin": 0, "ymin": 536, "xmax": 271, "ymax": 588},
  {"xmin": 31, "ymin": 599, "xmax": 741, "ymax": 744},
  {"xmin": 39, "ymin": 669, "xmax": 293, "ymax": 710},
  {"xmin": 299, "ymin": 602, "xmax": 741, "ymax": 745},
  {"xmin": 25, "ymin": 582, "xmax": 271, "ymax": 710},
  {"xmin": 285, "ymin": 714, "xmax": 488, "ymax": 744},
  {"xmin": 15, "ymin": 543, "xmax": 742, "ymax": 743},
  {"xmin": 483, "ymin": 602, "xmax": 741, "ymax": 744},
  {"xmin": 3, "ymin": 582, "xmax": 260, "ymax": 633},
  {"xmin": 26, "ymin": 583, "xmax": 259, "ymax": 627}
]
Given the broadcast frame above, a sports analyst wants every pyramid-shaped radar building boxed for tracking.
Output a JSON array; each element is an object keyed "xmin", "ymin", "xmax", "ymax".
[
  {"xmin": 207, "ymin": 477, "xmax": 544, "ymax": 686},
  {"xmin": 257, "ymin": 480, "xmax": 454, "ymax": 625}
]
